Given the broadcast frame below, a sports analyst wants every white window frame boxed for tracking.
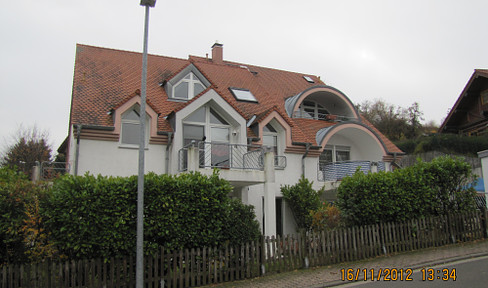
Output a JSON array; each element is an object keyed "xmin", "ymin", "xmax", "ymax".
[
  {"xmin": 229, "ymin": 87, "xmax": 258, "ymax": 103},
  {"xmin": 119, "ymin": 106, "xmax": 150, "ymax": 149},
  {"xmin": 263, "ymin": 124, "xmax": 278, "ymax": 155},
  {"xmin": 319, "ymin": 145, "xmax": 351, "ymax": 164},
  {"xmin": 299, "ymin": 101, "xmax": 328, "ymax": 120},
  {"xmin": 183, "ymin": 106, "xmax": 231, "ymax": 167},
  {"xmin": 172, "ymin": 72, "xmax": 205, "ymax": 100}
]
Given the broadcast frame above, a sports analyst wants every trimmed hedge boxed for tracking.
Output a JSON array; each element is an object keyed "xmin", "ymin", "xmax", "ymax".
[
  {"xmin": 42, "ymin": 171, "xmax": 261, "ymax": 260},
  {"xmin": 336, "ymin": 156, "xmax": 477, "ymax": 226},
  {"xmin": 281, "ymin": 177, "xmax": 322, "ymax": 230}
]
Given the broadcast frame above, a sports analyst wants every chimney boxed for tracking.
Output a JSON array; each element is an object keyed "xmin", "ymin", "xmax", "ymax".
[{"xmin": 211, "ymin": 43, "xmax": 223, "ymax": 65}]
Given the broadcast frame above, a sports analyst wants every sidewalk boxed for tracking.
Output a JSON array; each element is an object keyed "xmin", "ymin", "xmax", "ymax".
[{"xmin": 203, "ymin": 239, "xmax": 488, "ymax": 288}]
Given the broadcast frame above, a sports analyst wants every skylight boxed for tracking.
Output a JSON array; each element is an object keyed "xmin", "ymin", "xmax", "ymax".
[
  {"xmin": 303, "ymin": 76, "xmax": 315, "ymax": 83},
  {"xmin": 229, "ymin": 88, "xmax": 258, "ymax": 103}
]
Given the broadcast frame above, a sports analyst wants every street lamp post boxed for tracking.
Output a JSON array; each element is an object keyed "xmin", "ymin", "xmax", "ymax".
[{"xmin": 137, "ymin": 1, "xmax": 156, "ymax": 287}]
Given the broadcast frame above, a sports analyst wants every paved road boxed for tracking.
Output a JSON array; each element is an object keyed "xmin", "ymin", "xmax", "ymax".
[{"xmin": 337, "ymin": 255, "xmax": 488, "ymax": 287}]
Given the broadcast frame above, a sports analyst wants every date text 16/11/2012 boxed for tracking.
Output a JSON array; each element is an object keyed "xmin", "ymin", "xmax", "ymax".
[{"xmin": 340, "ymin": 268, "xmax": 457, "ymax": 281}]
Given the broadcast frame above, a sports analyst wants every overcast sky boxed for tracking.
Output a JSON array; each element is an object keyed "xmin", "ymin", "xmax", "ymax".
[{"xmin": 1, "ymin": 0, "xmax": 488, "ymax": 154}]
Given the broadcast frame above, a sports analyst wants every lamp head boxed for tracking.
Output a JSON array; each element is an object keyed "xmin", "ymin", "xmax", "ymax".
[{"xmin": 140, "ymin": 0, "xmax": 156, "ymax": 7}]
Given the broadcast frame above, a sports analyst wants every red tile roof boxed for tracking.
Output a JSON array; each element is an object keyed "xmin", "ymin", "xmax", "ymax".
[{"xmin": 70, "ymin": 44, "xmax": 401, "ymax": 154}]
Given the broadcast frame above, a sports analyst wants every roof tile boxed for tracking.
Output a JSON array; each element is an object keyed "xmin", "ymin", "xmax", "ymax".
[{"xmin": 70, "ymin": 44, "xmax": 401, "ymax": 154}]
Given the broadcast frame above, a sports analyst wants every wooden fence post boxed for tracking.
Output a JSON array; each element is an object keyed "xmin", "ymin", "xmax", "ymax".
[
  {"xmin": 259, "ymin": 235, "xmax": 265, "ymax": 276},
  {"xmin": 481, "ymin": 205, "xmax": 488, "ymax": 239}
]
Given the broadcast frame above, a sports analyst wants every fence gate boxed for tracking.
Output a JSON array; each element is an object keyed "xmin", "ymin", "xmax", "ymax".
[{"xmin": 40, "ymin": 162, "xmax": 70, "ymax": 180}]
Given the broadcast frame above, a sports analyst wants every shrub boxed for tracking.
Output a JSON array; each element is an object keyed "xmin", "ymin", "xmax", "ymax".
[
  {"xmin": 41, "ymin": 174, "xmax": 137, "ymax": 260},
  {"xmin": 223, "ymin": 199, "xmax": 261, "ymax": 247},
  {"xmin": 310, "ymin": 202, "xmax": 342, "ymax": 231},
  {"xmin": 281, "ymin": 176, "xmax": 322, "ymax": 230},
  {"xmin": 336, "ymin": 156, "xmax": 477, "ymax": 226},
  {"xmin": 395, "ymin": 134, "xmax": 488, "ymax": 156},
  {"xmin": 0, "ymin": 167, "xmax": 55, "ymax": 263},
  {"xmin": 42, "ymin": 171, "xmax": 261, "ymax": 260}
]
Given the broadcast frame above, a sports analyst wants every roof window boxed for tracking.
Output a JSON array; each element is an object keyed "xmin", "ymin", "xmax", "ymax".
[
  {"xmin": 229, "ymin": 88, "xmax": 258, "ymax": 103},
  {"xmin": 303, "ymin": 76, "xmax": 315, "ymax": 83}
]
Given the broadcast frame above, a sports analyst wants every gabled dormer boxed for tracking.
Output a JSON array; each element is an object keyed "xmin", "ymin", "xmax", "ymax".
[{"xmin": 165, "ymin": 64, "xmax": 211, "ymax": 100}]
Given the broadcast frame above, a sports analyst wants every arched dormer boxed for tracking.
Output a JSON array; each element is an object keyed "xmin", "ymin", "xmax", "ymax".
[
  {"xmin": 285, "ymin": 86, "xmax": 360, "ymax": 122},
  {"xmin": 165, "ymin": 64, "xmax": 211, "ymax": 100},
  {"xmin": 316, "ymin": 122, "xmax": 388, "ymax": 162}
]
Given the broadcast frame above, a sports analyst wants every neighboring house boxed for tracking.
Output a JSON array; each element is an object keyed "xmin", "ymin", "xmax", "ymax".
[
  {"xmin": 63, "ymin": 43, "xmax": 403, "ymax": 236},
  {"xmin": 439, "ymin": 69, "xmax": 488, "ymax": 196},
  {"xmin": 439, "ymin": 69, "xmax": 488, "ymax": 136}
]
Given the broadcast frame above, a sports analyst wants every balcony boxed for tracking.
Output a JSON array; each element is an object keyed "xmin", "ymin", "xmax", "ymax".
[
  {"xmin": 178, "ymin": 142, "xmax": 287, "ymax": 172},
  {"xmin": 318, "ymin": 161, "xmax": 386, "ymax": 182},
  {"xmin": 292, "ymin": 111, "xmax": 354, "ymax": 122}
]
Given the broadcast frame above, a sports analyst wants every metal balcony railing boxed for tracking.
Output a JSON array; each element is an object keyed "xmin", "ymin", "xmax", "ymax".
[
  {"xmin": 178, "ymin": 142, "xmax": 287, "ymax": 172},
  {"xmin": 292, "ymin": 111, "xmax": 354, "ymax": 122},
  {"xmin": 318, "ymin": 160, "xmax": 385, "ymax": 182}
]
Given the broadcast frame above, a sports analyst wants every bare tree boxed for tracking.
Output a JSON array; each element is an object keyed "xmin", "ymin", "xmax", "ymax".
[{"xmin": 357, "ymin": 99, "xmax": 429, "ymax": 141}]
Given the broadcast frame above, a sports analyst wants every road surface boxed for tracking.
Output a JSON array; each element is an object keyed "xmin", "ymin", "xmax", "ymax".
[{"xmin": 337, "ymin": 255, "xmax": 488, "ymax": 288}]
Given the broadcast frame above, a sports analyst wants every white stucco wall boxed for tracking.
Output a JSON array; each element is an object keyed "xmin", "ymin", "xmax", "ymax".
[{"xmin": 75, "ymin": 139, "xmax": 166, "ymax": 177}]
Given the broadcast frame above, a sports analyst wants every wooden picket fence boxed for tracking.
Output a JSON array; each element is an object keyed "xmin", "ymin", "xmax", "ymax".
[{"xmin": 1, "ymin": 211, "xmax": 486, "ymax": 288}]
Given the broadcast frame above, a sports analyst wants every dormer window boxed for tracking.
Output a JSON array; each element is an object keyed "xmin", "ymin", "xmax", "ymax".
[
  {"xmin": 165, "ymin": 64, "xmax": 211, "ymax": 100},
  {"xmin": 120, "ymin": 105, "xmax": 149, "ymax": 147},
  {"xmin": 173, "ymin": 72, "xmax": 206, "ymax": 100},
  {"xmin": 298, "ymin": 101, "xmax": 329, "ymax": 120}
]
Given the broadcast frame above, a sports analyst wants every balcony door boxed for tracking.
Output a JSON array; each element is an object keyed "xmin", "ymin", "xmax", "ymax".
[
  {"xmin": 319, "ymin": 145, "xmax": 351, "ymax": 181},
  {"xmin": 183, "ymin": 106, "xmax": 230, "ymax": 168}
]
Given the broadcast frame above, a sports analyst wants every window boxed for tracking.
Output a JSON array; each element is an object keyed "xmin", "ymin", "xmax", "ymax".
[
  {"xmin": 263, "ymin": 123, "xmax": 285, "ymax": 167},
  {"xmin": 303, "ymin": 76, "xmax": 315, "ymax": 83},
  {"xmin": 183, "ymin": 106, "xmax": 231, "ymax": 168},
  {"xmin": 263, "ymin": 124, "xmax": 278, "ymax": 156},
  {"xmin": 229, "ymin": 88, "xmax": 258, "ymax": 103},
  {"xmin": 120, "ymin": 106, "xmax": 149, "ymax": 147},
  {"xmin": 172, "ymin": 72, "xmax": 206, "ymax": 100},
  {"xmin": 319, "ymin": 145, "xmax": 350, "ymax": 165},
  {"xmin": 299, "ymin": 101, "xmax": 329, "ymax": 120},
  {"xmin": 482, "ymin": 90, "xmax": 488, "ymax": 105},
  {"xmin": 319, "ymin": 145, "xmax": 351, "ymax": 181}
]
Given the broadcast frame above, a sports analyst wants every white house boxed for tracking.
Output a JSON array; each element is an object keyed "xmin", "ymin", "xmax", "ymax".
[{"xmin": 63, "ymin": 43, "xmax": 404, "ymax": 236}]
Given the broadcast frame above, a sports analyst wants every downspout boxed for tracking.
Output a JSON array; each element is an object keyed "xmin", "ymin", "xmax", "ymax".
[
  {"xmin": 165, "ymin": 132, "xmax": 173, "ymax": 174},
  {"xmin": 74, "ymin": 124, "xmax": 82, "ymax": 176},
  {"xmin": 301, "ymin": 143, "xmax": 311, "ymax": 177}
]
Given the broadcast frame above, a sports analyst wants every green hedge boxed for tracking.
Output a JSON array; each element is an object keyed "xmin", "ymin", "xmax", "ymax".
[
  {"xmin": 395, "ymin": 134, "xmax": 488, "ymax": 155},
  {"xmin": 336, "ymin": 156, "xmax": 477, "ymax": 226},
  {"xmin": 0, "ymin": 167, "xmax": 53, "ymax": 263},
  {"xmin": 0, "ymin": 167, "xmax": 31, "ymax": 263},
  {"xmin": 42, "ymin": 171, "xmax": 261, "ymax": 260}
]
